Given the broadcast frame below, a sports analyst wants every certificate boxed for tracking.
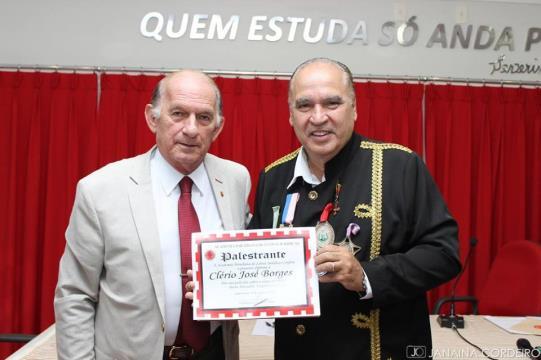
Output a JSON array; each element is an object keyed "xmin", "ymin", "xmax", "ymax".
[{"xmin": 191, "ymin": 227, "xmax": 320, "ymax": 320}]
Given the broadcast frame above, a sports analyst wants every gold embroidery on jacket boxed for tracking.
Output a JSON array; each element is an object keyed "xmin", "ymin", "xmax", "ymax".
[
  {"xmin": 350, "ymin": 141, "xmax": 405, "ymax": 360},
  {"xmin": 264, "ymin": 148, "xmax": 301, "ymax": 173},
  {"xmin": 360, "ymin": 141, "xmax": 412, "ymax": 153},
  {"xmin": 354, "ymin": 203, "xmax": 373, "ymax": 219},
  {"xmin": 351, "ymin": 312, "xmax": 371, "ymax": 329}
]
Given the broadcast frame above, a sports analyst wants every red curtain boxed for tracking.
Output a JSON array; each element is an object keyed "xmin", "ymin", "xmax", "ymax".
[
  {"xmin": 425, "ymin": 85, "xmax": 541, "ymax": 312},
  {"xmin": 212, "ymin": 77, "xmax": 297, "ymax": 207},
  {"xmin": 355, "ymin": 82, "xmax": 425, "ymax": 154},
  {"xmin": 97, "ymin": 74, "xmax": 158, "ymax": 165},
  {"xmin": 0, "ymin": 71, "xmax": 98, "ymax": 357}
]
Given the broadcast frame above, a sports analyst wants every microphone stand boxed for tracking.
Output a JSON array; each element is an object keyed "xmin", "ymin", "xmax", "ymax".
[{"xmin": 437, "ymin": 237, "xmax": 477, "ymax": 329}]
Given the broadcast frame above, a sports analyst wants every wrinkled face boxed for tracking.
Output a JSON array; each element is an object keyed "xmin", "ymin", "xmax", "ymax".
[
  {"xmin": 289, "ymin": 62, "xmax": 357, "ymax": 166},
  {"xmin": 145, "ymin": 72, "xmax": 223, "ymax": 174}
]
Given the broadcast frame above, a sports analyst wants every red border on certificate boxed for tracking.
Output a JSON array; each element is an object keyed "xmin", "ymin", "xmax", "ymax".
[{"xmin": 191, "ymin": 227, "xmax": 320, "ymax": 320}]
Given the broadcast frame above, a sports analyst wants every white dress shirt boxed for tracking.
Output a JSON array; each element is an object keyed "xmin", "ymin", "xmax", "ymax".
[
  {"xmin": 150, "ymin": 148, "xmax": 223, "ymax": 345},
  {"xmin": 287, "ymin": 147, "xmax": 373, "ymax": 299}
]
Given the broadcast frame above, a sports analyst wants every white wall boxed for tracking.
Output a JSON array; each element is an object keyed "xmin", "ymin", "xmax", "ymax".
[{"xmin": 1, "ymin": 0, "xmax": 541, "ymax": 81}]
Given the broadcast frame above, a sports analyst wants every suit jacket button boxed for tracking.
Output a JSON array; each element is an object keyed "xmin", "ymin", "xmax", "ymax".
[
  {"xmin": 161, "ymin": 322, "xmax": 165, "ymax": 332},
  {"xmin": 295, "ymin": 324, "xmax": 306, "ymax": 336}
]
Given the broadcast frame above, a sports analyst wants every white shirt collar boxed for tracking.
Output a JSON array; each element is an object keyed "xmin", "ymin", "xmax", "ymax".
[
  {"xmin": 152, "ymin": 148, "xmax": 207, "ymax": 197},
  {"xmin": 287, "ymin": 147, "xmax": 326, "ymax": 189}
]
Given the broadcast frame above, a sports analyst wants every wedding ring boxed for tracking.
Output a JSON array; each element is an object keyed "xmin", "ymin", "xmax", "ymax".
[{"xmin": 331, "ymin": 262, "xmax": 335, "ymax": 272}]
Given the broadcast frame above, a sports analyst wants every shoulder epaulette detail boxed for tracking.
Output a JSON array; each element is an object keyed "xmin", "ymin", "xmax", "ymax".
[
  {"xmin": 264, "ymin": 148, "xmax": 301, "ymax": 173},
  {"xmin": 360, "ymin": 141, "xmax": 413, "ymax": 153}
]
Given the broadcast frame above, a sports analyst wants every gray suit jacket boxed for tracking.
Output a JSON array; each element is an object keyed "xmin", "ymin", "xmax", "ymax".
[{"xmin": 54, "ymin": 148, "xmax": 251, "ymax": 360}]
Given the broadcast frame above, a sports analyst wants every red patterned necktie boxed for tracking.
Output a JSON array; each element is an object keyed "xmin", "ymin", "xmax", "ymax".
[{"xmin": 174, "ymin": 176, "xmax": 210, "ymax": 350}]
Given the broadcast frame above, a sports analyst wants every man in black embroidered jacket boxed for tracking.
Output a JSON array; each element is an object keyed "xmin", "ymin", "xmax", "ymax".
[{"xmin": 248, "ymin": 58, "xmax": 460, "ymax": 360}]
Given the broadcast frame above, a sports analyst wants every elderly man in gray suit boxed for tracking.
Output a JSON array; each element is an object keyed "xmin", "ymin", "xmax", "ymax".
[{"xmin": 54, "ymin": 70, "xmax": 251, "ymax": 360}]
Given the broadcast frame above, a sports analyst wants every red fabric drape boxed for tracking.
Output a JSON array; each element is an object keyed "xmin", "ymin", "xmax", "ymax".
[
  {"xmin": 0, "ymin": 72, "xmax": 98, "ymax": 357},
  {"xmin": 425, "ymin": 85, "xmax": 541, "ymax": 313},
  {"xmin": 355, "ymin": 82, "xmax": 425, "ymax": 155},
  {"xmin": 212, "ymin": 77, "xmax": 297, "ymax": 207},
  {"xmin": 97, "ymin": 74, "xmax": 158, "ymax": 165}
]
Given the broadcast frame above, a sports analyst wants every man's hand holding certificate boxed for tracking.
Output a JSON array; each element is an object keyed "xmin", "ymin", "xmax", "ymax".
[{"xmin": 191, "ymin": 227, "xmax": 320, "ymax": 320}]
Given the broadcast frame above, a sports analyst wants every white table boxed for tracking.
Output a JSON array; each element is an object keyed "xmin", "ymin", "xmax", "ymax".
[{"xmin": 7, "ymin": 316, "xmax": 540, "ymax": 359}]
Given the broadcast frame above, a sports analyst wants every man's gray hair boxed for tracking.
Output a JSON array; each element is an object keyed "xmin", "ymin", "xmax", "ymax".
[
  {"xmin": 288, "ymin": 57, "xmax": 356, "ymax": 107},
  {"xmin": 149, "ymin": 71, "xmax": 223, "ymax": 126}
]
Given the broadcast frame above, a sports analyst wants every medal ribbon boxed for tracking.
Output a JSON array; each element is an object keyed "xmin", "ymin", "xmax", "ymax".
[
  {"xmin": 319, "ymin": 203, "xmax": 334, "ymax": 222},
  {"xmin": 332, "ymin": 183, "xmax": 342, "ymax": 215},
  {"xmin": 282, "ymin": 193, "xmax": 300, "ymax": 225},
  {"xmin": 272, "ymin": 206, "xmax": 280, "ymax": 229}
]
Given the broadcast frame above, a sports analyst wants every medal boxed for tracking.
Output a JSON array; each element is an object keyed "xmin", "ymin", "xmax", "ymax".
[
  {"xmin": 332, "ymin": 183, "xmax": 342, "ymax": 215},
  {"xmin": 315, "ymin": 203, "xmax": 335, "ymax": 249},
  {"xmin": 336, "ymin": 223, "xmax": 361, "ymax": 255}
]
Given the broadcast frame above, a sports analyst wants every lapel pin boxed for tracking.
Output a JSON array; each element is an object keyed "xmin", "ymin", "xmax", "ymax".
[{"xmin": 336, "ymin": 223, "xmax": 362, "ymax": 255}]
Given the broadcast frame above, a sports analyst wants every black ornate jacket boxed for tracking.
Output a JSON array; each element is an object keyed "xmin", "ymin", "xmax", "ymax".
[{"xmin": 249, "ymin": 132, "xmax": 461, "ymax": 360}]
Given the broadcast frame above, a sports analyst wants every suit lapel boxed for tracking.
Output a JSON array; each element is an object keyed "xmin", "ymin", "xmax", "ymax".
[
  {"xmin": 127, "ymin": 149, "xmax": 166, "ymax": 319},
  {"xmin": 205, "ymin": 155, "xmax": 234, "ymax": 230}
]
